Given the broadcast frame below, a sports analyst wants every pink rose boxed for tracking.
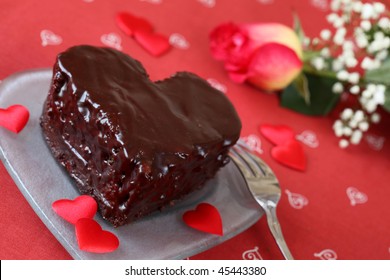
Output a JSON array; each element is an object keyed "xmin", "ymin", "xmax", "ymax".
[
  {"xmin": 210, "ymin": 22, "xmax": 303, "ymax": 91},
  {"xmin": 209, "ymin": 22, "xmax": 252, "ymax": 74}
]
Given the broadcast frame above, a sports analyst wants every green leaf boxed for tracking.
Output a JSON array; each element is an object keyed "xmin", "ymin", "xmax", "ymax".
[
  {"xmin": 280, "ymin": 72, "xmax": 341, "ymax": 116},
  {"xmin": 293, "ymin": 13, "xmax": 305, "ymax": 44},
  {"xmin": 293, "ymin": 72, "xmax": 310, "ymax": 105},
  {"xmin": 365, "ymin": 58, "xmax": 390, "ymax": 87},
  {"xmin": 302, "ymin": 50, "xmax": 322, "ymax": 62},
  {"xmin": 384, "ymin": 87, "xmax": 390, "ymax": 113}
]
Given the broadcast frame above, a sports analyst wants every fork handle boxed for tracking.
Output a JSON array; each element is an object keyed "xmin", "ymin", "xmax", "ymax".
[{"xmin": 264, "ymin": 206, "xmax": 294, "ymax": 260}]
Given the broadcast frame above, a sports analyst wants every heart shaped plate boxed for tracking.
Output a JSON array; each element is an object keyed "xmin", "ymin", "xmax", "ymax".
[{"xmin": 0, "ymin": 69, "xmax": 262, "ymax": 259}]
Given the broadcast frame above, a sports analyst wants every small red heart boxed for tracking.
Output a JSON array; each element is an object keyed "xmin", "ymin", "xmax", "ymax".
[
  {"xmin": 271, "ymin": 139, "xmax": 306, "ymax": 171},
  {"xmin": 52, "ymin": 195, "xmax": 97, "ymax": 224},
  {"xmin": 116, "ymin": 12, "xmax": 154, "ymax": 37},
  {"xmin": 134, "ymin": 30, "xmax": 171, "ymax": 57},
  {"xmin": 183, "ymin": 203, "xmax": 223, "ymax": 236},
  {"xmin": 0, "ymin": 105, "xmax": 29, "ymax": 133},
  {"xmin": 259, "ymin": 124, "xmax": 295, "ymax": 146},
  {"xmin": 75, "ymin": 218, "xmax": 119, "ymax": 253}
]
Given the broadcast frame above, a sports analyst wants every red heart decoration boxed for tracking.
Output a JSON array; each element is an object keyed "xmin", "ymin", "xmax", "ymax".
[
  {"xmin": 0, "ymin": 105, "xmax": 29, "ymax": 133},
  {"xmin": 134, "ymin": 30, "xmax": 171, "ymax": 57},
  {"xmin": 183, "ymin": 203, "xmax": 223, "ymax": 236},
  {"xmin": 75, "ymin": 218, "xmax": 119, "ymax": 253},
  {"xmin": 52, "ymin": 195, "xmax": 97, "ymax": 224},
  {"xmin": 271, "ymin": 139, "xmax": 306, "ymax": 171},
  {"xmin": 116, "ymin": 12, "xmax": 154, "ymax": 37},
  {"xmin": 259, "ymin": 124, "xmax": 295, "ymax": 146}
]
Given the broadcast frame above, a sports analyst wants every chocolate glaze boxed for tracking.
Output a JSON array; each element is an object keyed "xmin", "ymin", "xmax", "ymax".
[{"xmin": 40, "ymin": 45, "xmax": 241, "ymax": 226}]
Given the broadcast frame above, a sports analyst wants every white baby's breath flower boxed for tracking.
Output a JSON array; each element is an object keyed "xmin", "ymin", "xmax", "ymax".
[
  {"xmin": 355, "ymin": 33, "xmax": 369, "ymax": 48},
  {"xmin": 360, "ymin": 20, "xmax": 372, "ymax": 31},
  {"xmin": 334, "ymin": 126, "xmax": 344, "ymax": 137},
  {"xmin": 365, "ymin": 99, "xmax": 378, "ymax": 113},
  {"xmin": 336, "ymin": 70, "xmax": 349, "ymax": 81},
  {"xmin": 311, "ymin": 57, "xmax": 326, "ymax": 70},
  {"xmin": 374, "ymin": 31, "xmax": 385, "ymax": 40},
  {"xmin": 342, "ymin": 40, "xmax": 354, "ymax": 51},
  {"xmin": 349, "ymin": 119, "xmax": 358, "ymax": 129},
  {"xmin": 303, "ymin": 37, "xmax": 311, "ymax": 47},
  {"xmin": 320, "ymin": 29, "xmax": 332, "ymax": 41},
  {"xmin": 341, "ymin": 108, "xmax": 353, "ymax": 120},
  {"xmin": 353, "ymin": 110, "xmax": 365, "ymax": 122},
  {"xmin": 339, "ymin": 139, "xmax": 349, "ymax": 148},
  {"xmin": 343, "ymin": 126, "xmax": 353, "ymax": 136},
  {"xmin": 371, "ymin": 113, "xmax": 381, "ymax": 123},
  {"xmin": 373, "ymin": 2, "xmax": 385, "ymax": 14},
  {"xmin": 312, "ymin": 37, "xmax": 320, "ymax": 45},
  {"xmin": 378, "ymin": 17, "xmax": 390, "ymax": 29},
  {"xmin": 327, "ymin": 13, "xmax": 339, "ymax": 24},
  {"xmin": 345, "ymin": 56, "xmax": 358, "ymax": 68},
  {"xmin": 320, "ymin": 47, "xmax": 330, "ymax": 58},
  {"xmin": 332, "ymin": 82, "xmax": 344, "ymax": 94},
  {"xmin": 350, "ymin": 129, "xmax": 363, "ymax": 144},
  {"xmin": 352, "ymin": 1, "xmax": 363, "ymax": 13},
  {"xmin": 361, "ymin": 3, "xmax": 375, "ymax": 19},
  {"xmin": 358, "ymin": 121, "xmax": 369, "ymax": 132},
  {"xmin": 373, "ymin": 84, "xmax": 386, "ymax": 105},
  {"xmin": 333, "ymin": 119, "xmax": 343, "ymax": 129},
  {"xmin": 348, "ymin": 72, "xmax": 360, "ymax": 84},
  {"xmin": 375, "ymin": 49, "xmax": 388, "ymax": 61},
  {"xmin": 367, "ymin": 83, "xmax": 377, "ymax": 93},
  {"xmin": 331, "ymin": 0, "xmax": 341, "ymax": 11},
  {"xmin": 382, "ymin": 37, "xmax": 390, "ymax": 49},
  {"xmin": 361, "ymin": 57, "xmax": 380, "ymax": 70},
  {"xmin": 350, "ymin": 85, "xmax": 360, "ymax": 94},
  {"xmin": 333, "ymin": 17, "xmax": 345, "ymax": 28},
  {"xmin": 362, "ymin": 89, "xmax": 373, "ymax": 98},
  {"xmin": 332, "ymin": 59, "xmax": 344, "ymax": 71}
]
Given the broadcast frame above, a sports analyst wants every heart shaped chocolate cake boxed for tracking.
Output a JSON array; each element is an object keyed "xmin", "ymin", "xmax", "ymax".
[{"xmin": 40, "ymin": 45, "xmax": 241, "ymax": 227}]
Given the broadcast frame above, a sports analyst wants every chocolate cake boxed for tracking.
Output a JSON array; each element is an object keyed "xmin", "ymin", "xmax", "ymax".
[{"xmin": 40, "ymin": 45, "xmax": 241, "ymax": 227}]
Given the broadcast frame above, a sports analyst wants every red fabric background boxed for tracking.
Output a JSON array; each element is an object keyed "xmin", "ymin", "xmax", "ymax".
[{"xmin": 0, "ymin": 0, "xmax": 389, "ymax": 260}]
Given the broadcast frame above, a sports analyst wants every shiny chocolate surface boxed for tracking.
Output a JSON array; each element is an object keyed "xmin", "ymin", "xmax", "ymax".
[{"xmin": 41, "ymin": 45, "xmax": 241, "ymax": 226}]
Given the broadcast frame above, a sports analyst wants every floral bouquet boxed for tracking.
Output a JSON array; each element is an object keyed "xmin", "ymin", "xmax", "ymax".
[{"xmin": 209, "ymin": 0, "xmax": 389, "ymax": 148}]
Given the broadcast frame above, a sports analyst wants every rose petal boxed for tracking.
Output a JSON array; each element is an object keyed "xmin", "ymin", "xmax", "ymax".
[
  {"xmin": 241, "ymin": 23, "xmax": 303, "ymax": 58},
  {"xmin": 246, "ymin": 42, "xmax": 303, "ymax": 91}
]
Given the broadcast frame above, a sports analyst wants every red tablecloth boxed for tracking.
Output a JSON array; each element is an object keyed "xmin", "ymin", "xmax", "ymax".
[{"xmin": 1, "ymin": 0, "xmax": 389, "ymax": 260}]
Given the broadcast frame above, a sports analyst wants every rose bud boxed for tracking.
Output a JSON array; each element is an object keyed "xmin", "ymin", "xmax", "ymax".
[{"xmin": 210, "ymin": 22, "xmax": 303, "ymax": 91}]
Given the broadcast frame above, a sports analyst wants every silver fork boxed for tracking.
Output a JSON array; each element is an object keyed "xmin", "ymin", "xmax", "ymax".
[{"xmin": 229, "ymin": 142, "xmax": 294, "ymax": 260}]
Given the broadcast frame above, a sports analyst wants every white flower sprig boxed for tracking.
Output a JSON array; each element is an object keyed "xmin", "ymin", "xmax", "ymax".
[{"xmin": 304, "ymin": 0, "xmax": 389, "ymax": 148}]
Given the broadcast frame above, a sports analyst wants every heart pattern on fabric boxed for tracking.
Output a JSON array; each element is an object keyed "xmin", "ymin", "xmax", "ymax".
[
  {"xmin": 75, "ymin": 218, "xmax": 119, "ymax": 253},
  {"xmin": 40, "ymin": 30, "xmax": 63, "ymax": 46},
  {"xmin": 100, "ymin": 33, "xmax": 122, "ymax": 50},
  {"xmin": 182, "ymin": 203, "xmax": 223, "ymax": 236},
  {"xmin": 271, "ymin": 139, "xmax": 306, "ymax": 171},
  {"xmin": 346, "ymin": 187, "xmax": 368, "ymax": 206},
  {"xmin": 0, "ymin": 105, "xmax": 29, "ymax": 133},
  {"xmin": 52, "ymin": 195, "xmax": 98, "ymax": 224}
]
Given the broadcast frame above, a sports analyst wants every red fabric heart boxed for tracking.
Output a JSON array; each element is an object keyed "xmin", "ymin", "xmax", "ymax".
[
  {"xmin": 52, "ymin": 195, "xmax": 97, "ymax": 224},
  {"xmin": 75, "ymin": 218, "xmax": 119, "ymax": 253},
  {"xmin": 0, "ymin": 105, "xmax": 29, "ymax": 133},
  {"xmin": 183, "ymin": 203, "xmax": 223, "ymax": 236},
  {"xmin": 116, "ymin": 12, "xmax": 154, "ymax": 37},
  {"xmin": 134, "ymin": 30, "xmax": 171, "ymax": 57},
  {"xmin": 259, "ymin": 124, "xmax": 295, "ymax": 146},
  {"xmin": 271, "ymin": 139, "xmax": 306, "ymax": 171}
]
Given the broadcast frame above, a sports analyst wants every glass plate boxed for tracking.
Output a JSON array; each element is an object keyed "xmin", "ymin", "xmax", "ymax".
[{"xmin": 0, "ymin": 69, "xmax": 262, "ymax": 260}]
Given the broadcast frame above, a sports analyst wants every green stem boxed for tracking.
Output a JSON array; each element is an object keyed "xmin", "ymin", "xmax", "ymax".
[{"xmin": 302, "ymin": 64, "xmax": 390, "ymax": 87}]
